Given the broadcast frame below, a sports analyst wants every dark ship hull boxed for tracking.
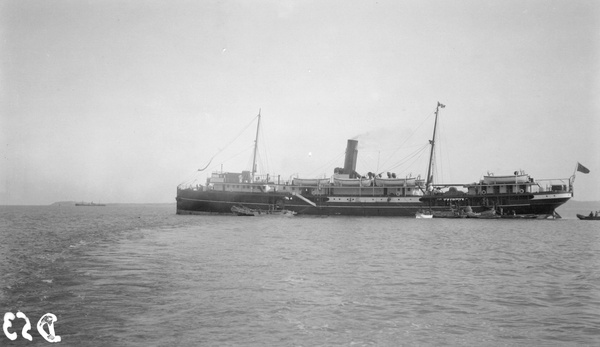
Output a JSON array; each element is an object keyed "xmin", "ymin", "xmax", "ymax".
[
  {"xmin": 176, "ymin": 105, "xmax": 574, "ymax": 218},
  {"xmin": 176, "ymin": 188, "xmax": 425, "ymax": 217},
  {"xmin": 177, "ymin": 190, "xmax": 286, "ymax": 215},
  {"xmin": 176, "ymin": 187, "xmax": 570, "ymax": 217}
]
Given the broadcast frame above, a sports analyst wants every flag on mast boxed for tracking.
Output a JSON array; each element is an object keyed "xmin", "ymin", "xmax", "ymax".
[{"xmin": 576, "ymin": 162, "xmax": 590, "ymax": 174}]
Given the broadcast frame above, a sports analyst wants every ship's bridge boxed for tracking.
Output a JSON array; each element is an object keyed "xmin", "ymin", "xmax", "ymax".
[{"xmin": 203, "ymin": 171, "xmax": 286, "ymax": 193}]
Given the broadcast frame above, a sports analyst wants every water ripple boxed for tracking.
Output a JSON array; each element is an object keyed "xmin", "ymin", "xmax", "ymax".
[{"xmin": 1, "ymin": 205, "xmax": 600, "ymax": 346}]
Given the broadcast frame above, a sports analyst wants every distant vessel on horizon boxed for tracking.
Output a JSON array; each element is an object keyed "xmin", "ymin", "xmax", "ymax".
[
  {"xmin": 176, "ymin": 103, "xmax": 576, "ymax": 218},
  {"xmin": 75, "ymin": 201, "xmax": 106, "ymax": 207}
]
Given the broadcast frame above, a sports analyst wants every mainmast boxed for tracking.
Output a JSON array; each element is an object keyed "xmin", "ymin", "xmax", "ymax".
[
  {"xmin": 251, "ymin": 109, "xmax": 261, "ymax": 181},
  {"xmin": 426, "ymin": 102, "xmax": 445, "ymax": 192}
]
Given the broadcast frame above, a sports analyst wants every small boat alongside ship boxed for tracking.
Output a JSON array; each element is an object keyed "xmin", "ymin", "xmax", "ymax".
[
  {"xmin": 415, "ymin": 210, "xmax": 433, "ymax": 219},
  {"xmin": 176, "ymin": 103, "xmax": 576, "ymax": 218},
  {"xmin": 231, "ymin": 205, "xmax": 296, "ymax": 216},
  {"xmin": 576, "ymin": 212, "xmax": 600, "ymax": 220}
]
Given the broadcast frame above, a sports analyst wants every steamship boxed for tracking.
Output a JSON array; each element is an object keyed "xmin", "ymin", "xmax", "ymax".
[{"xmin": 176, "ymin": 104, "xmax": 573, "ymax": 217}]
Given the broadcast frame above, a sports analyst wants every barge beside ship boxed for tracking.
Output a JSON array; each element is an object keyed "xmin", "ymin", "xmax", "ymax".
[{"xmin": 176, "ymin": 104, "xmax": 573, "ymax": 217}]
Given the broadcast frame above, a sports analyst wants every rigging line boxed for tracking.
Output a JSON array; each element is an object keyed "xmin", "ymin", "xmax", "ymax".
[
  {"xmin": 429, "ymin": 105, "xmax": 447, "ymax": 184},
  {"xmin": 256, "ymin": 151, "xmax": 262, "ymax": 175},
  {"xmin": 245, "ymin": 145, "xmax": 258, "ymax": 174},
  {"xmin": 410, "ymin": 144, "xmax": 431, "ymax": 174},
  {"xmin": 258, "ymin": 122, "xmax": 271, "ymax": 174},
  {"xmin": 387, "ymin": 152, "xmax": 427, "ymax": 177},
  {"xmin": 256, "ymin": 151, "xmax": 268, "ymax": 176},
  {"xmin": 362, "ymin": 144, "xmax": 427, "ymax": 171},
  {"xmin": 250, "ymin": 134, "xmax": 270, "ymax": 175},
  {"xmin": 197, "ymin": 155, "xmax": 217, "ymax": 172},
  {"xmin": 248, "ymin": 149, "xmax": 270, "ymax": 176},
  {"xmin": 435, "ymin": 117, "xmax": 444, "ymax": 183},
  {"xmin": 387, "ymin": 143, "xmax": 431, "ymax": 177},
  {"xmin": 360, "ymin": 143, "xmax": 425, "ymax": 154},
  {"xmin": 384, "ymin": 143, "xmax": 430, "ymax": 173},
  {"xmin": 180, "ymin": 160, "xmax": 221, "ymax": 185},
  {"xmin": 213, "ymin": 144, "xmax": 255, "ymax": 171},
  {"xmin": 197, "ymin": 115, "xmax": 259, "ymax": 171},
  {"xmin": 306, "ymin": 151, "xmax": 346, "ymax": 178},
  {"xmin": 377, "ymin": 112, "xmax": 434, "ymax": 170},
  {"xmin": 439, "ymin": 121, "xmax": 451, "ymax": 183},
  {"xmin": 441, "ymin": 131, "xmax": 452, "ymax": 182},
  {"xmin": 182, "ymin": 170, "xmax": 203, "ymax": 184},
  {"xmin": 378, "ymin": 111, "xmax": 435, "ymax": 170},
  {"xmin": 178, "ymin": 172, "xmax": 202, "ymax": 187}
]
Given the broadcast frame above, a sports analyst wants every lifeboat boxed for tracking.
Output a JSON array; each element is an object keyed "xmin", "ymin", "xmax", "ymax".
[
  {"xmin": 482, "ymin": 174, "xmax": 530, "ymax": 184},
  {"xmin": 292, "ymin": 178, "xmax": 331, "ymax": 186},
  {"xmin": 333, "ymin": 177, "xmax": 373, "ymax": 186},
  {"xmin": 374, "ymin": 178, "xmax": 416, "ymax": 187}
]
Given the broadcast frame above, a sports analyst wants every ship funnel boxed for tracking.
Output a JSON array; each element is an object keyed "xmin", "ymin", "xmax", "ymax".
[{"xmin": 343, "ymin": 139, "xmax": 358, "ymax": 177}]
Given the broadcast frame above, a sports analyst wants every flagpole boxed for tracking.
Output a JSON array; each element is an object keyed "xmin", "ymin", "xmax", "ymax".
[{"xmin": 570, "ymin": 162, "xmax": 590, "ymax": 194}]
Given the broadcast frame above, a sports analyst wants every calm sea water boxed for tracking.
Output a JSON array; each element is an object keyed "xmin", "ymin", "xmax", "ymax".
[{"xmin": 1, "ymin": 203, "xmax": 599, "ymax": 346}]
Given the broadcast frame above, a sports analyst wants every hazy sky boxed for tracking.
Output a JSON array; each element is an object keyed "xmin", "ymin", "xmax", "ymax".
[{"xmin": 1, "ymin": 0, "xmax": 599, "ymax": 205}]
